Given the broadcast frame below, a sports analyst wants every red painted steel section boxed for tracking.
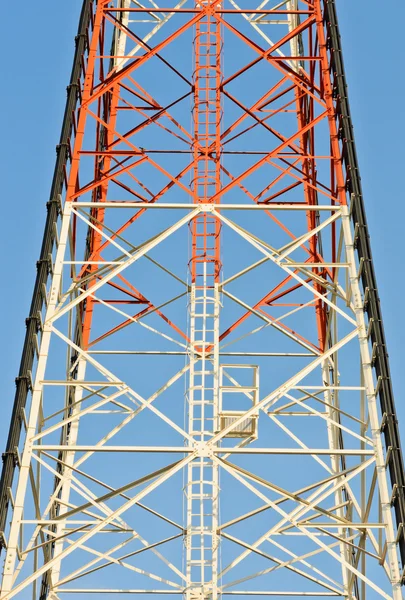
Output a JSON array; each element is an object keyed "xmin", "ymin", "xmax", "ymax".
[{"xmin": 63, "ymin": 0, "xmax": 349, "ymax": 360}]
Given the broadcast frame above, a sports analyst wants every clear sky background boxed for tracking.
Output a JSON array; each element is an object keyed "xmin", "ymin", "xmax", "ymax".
[{"xmin": 0, "ymin": 0, "xmax": 404, "ymax": 446}]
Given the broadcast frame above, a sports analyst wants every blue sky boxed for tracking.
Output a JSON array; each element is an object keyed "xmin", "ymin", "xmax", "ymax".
[
  {"xmin": 0, "ymin": 0, "xmax": 404, "ymax": 455},
  {"xmin": 0, "ymin": 2, "xmax": 404, "ymax": 596}
]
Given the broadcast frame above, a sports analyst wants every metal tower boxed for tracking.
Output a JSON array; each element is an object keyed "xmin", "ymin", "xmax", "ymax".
[{"xmin": 1, "ymin": 1, "xmax": 405, "ymax": 599}]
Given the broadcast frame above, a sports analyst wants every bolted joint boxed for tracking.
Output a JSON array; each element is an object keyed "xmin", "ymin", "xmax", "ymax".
[{"xmin": 194, "ymin": 442, "xmax": 214, "ymax": 458}]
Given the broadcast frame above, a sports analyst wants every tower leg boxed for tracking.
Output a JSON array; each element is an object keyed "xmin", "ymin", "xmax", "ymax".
[
  {"xmin": 341, "ymin": 206, "xmax": 403, "ymax": 599},
  {"xmin": 1, "ymin": 201, "xmax": 73, "ymax": 595},
  {"xmin": 0, "ymin": 3, "xmax": 404, "ymax": 600}
]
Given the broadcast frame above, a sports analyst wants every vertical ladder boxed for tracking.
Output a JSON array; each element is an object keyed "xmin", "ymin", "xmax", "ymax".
[{"xmin": 186, "ymin": 3, "xmax": 222, "ymax": 600}]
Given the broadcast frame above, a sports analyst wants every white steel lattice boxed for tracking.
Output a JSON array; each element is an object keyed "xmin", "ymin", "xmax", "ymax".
[{"xmin": 0, "ymin": 2, "xmax": 403, "ymax": 600}]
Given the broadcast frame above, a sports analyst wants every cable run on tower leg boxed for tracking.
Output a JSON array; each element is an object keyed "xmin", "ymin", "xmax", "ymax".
[{"xmin": 0, "ymin": 2, "xmax": 404, "ymax": 600}]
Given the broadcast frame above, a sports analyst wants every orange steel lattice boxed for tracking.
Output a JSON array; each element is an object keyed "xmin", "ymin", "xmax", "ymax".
[{"xmin": 1, "ymin": 1, "xmax": 405, "ymax": 599}]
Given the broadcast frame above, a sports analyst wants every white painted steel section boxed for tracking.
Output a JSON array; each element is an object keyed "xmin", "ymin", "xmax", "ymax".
[
  {"xmin": 1, "ymin": 204, "xmax": 402, "ymax": 599},
  {"xmin": 1, "ymin": 201, "xmax": 73, "ymax": 595},
  {"xmin": 185, "ymin": 278, "xmax": 220, "ymax": 600},
  {"xmin": 1, "ymin": 3, "xmax": 403, "ymax": 600},
  {"xmin": 341, "ymin": 206, "xmax": 403, "ymax": 599},
  {"xmin": 50, "ymin": 358, "xmax": 87, "ymax": 587}
]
